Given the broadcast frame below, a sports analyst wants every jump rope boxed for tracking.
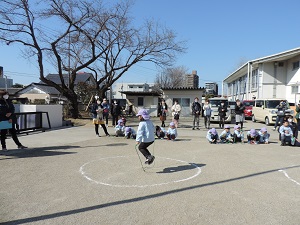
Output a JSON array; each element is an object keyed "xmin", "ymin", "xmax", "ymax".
[{"xmin": 134, "ymin": 141, "xmax": 156, "ymax": 172}]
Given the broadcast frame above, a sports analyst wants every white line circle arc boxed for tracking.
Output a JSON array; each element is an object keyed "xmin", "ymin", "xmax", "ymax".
[
  {"xmin": 79, "ymin": 156, "xmax": 202, "ymax": 188},
  {"xmin": 278, "ymin": 169, "xmax": 300, "ymax": 186}
]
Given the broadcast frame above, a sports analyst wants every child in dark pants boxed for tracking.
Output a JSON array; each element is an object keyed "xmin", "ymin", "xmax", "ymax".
[
  {"xmin": 247, "ymin": 129, "xmax": 259, "ymax": 144},
  {"xmin": 125, "ymin": 127, "xmax": 136, "ymax": 139},
  {"xmin": 233, "ymin": 125, "xmax": 244, "ymax": 143},
  {"xmin": 206, "ymin": 128, "xmax": 219, "ymax": 144},
  {"xmin": 136, "ymin": 109, "xmax": 155, "ymax": 165},
  {"xmin": 166, "ymin": 122, "xmax": 178, "ymax": 141},
  {"xmin": 155, "ymin": 126, "xmax": 166, "ymax": 139}
]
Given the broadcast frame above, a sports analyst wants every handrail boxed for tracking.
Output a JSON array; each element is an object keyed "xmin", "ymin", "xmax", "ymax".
[{"xmin": 14, "ymin": 112, "xmax": 51, "ymax": 134}]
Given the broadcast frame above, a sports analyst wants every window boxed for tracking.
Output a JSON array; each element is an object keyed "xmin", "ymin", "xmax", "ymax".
[
  {"xmin": 173, "ymin": 98, "xmax": 190, "ymax": 107},
  {"xmin": 172, "ymin": 98, "xmax": 181, "ymax": 105},
  {"xmin": 251, "ymin": 69, "xmax": 258, "ymax": 90},
  {"xmin": 255, "ymin": 100, "xmax": 263, "ymax": 107},
  {"xmin": 291, "ymin": 86, "xmax": 299, "ymax": 94},
  {"xmin": 293, "ymin": 61, "xmax": 299, "ymax": 70},
  {"xmin": 137, "ymin": 97, "xmax": 144, "ymax": 106},
  {"xmin": 181, "ymin": 98, "xmax": 190, "ymax": 107}
]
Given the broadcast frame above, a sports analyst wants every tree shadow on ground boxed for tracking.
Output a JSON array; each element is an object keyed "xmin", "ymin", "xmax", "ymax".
[
  {"xmin": 4, "ymin": 164, "xmax": 300, "ymax": 224},
  {"xmin": 157, "ymin": 163, "xmax": 206, "ymax": 174},
  {"xmin": 105, "ymin": 143, "xmax": 129, "ymax": 147},
  {"xmin": 0, "ymin": 145, "xmax": 80, "ymax": 159}
]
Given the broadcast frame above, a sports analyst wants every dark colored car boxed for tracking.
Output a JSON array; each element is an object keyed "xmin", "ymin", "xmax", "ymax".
[{"xmin": 243, "ymin": 100, "xmax": 254, "ymax": 118}]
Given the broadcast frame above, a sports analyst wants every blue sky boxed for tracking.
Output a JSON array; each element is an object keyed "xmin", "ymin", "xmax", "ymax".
[{"xmin": 1, "ymin": 0, "xmax": 300, "ymax": 88}]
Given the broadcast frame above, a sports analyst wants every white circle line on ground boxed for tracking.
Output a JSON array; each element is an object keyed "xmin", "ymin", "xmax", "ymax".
[
  {"xmin": 79, "ymin": 156, "xmax": 202, "ymax": 188},
  {"xmin": 278, "ymin": 169, "xmax": 300, "ymax": 186}
]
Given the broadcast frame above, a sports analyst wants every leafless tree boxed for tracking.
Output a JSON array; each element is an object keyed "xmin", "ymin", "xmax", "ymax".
[
  {"xmin": 154, "ymin": 66, "xmax": 188, "ymax": 88},
  {"xmin": 0, "ymin": 0, "xmax": 186, "ymax": 118}
]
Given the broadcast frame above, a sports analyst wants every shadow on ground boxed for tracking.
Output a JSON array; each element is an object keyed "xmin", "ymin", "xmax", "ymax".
[
  {"xmin": 157, "ymin": 163, "xmax": 206, "ymax": 173},
  {"xmin": 0, "ymin": 145, "xmax": 80, "ymax": 159}
]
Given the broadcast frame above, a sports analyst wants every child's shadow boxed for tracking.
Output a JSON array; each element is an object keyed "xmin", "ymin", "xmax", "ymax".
[
  {"xmin": 175, "ymin": 138, "xmax": 191, "ymax": 142},
  {"xmin": 157, "ymin": 163, "xmax": 206, "ymax": 173}
]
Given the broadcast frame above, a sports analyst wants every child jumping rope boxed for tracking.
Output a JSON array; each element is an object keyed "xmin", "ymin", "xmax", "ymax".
[{"xmin": 136, "ymin": 109, "xmax": 155, "ymax": 165}]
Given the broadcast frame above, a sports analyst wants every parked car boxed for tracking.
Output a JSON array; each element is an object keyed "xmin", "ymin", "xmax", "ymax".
[
  {"xmin": 243, "ymin": 100, "xmax": 255, "ymax": 119},
  {"xmin": 252, "ymin": 99, "xmax": 294, "ymax": 125},
  {"xmin": 209, "ymin": 97, "xmax": 233, "ymax": 123}
]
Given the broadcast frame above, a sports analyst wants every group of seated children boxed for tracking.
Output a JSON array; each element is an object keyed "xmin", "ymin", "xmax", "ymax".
[
  {"xmin": 155, "ymin": 122, "xmax": 178, "ymax": 141},
  {"xmin": 206, "ymin": 125, "xmax": 270, "ymax": 144},
  {"xmin": 114, "ymin": 117, "xmax": 136, "ymax": 139},
  {"xmin": 115, "ymin": 117, "xmax": 178, "ymax": 141}
]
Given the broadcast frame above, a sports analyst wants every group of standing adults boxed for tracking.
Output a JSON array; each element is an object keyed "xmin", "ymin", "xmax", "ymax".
[
  {"xmin": 157, "ymin": 99, "xmax": 181, "ymax": 128},
  {"xmin": 90, "ymin": 97, "xmax": 127, "ymax": 137}
]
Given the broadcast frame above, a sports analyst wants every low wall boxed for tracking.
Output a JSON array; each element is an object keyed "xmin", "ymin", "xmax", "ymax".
[{"xmin": 16, "ymin": 105, "xmax": 63, "ymax": 128}]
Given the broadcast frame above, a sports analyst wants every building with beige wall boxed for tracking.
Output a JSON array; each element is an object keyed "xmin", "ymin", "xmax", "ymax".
[{"xmin": 223, "ymin": 47, "xmax": 300, "ymax": 103}]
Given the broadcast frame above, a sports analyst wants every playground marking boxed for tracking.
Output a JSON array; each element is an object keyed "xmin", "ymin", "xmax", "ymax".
[
  {"xmin": 79, "ymin": 156, "xmax": 202, "ymax": 188},
  {"xmin": 278, "ymin": 169, "xmax": 300, "ymax": 186}
]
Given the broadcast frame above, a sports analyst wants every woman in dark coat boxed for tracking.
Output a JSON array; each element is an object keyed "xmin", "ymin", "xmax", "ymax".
[
  {"xmin": 0, "ymin": 90, "xmax": 27, "ymax": 151},
  {"xmin": 157, "ymin": 100, "xmax": 168, "ymax": 127}
]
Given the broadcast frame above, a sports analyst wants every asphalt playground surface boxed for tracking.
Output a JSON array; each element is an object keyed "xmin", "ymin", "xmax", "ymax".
[{"xmin": 0, "ymin": 117, "xmax": 300, "ymax": 225}]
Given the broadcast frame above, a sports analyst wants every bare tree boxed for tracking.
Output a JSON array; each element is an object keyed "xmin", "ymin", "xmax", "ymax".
[
  {"xmin": 0, "ymin": 0, "xmax": 186, "ymax": 117},
  {"xmin": 154, "ymin": 66, "xmax": 188, "ymax": 88}
]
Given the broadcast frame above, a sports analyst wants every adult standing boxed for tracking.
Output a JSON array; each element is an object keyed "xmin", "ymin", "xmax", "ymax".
[
  {"xmin": 218, "ymin": 101, "xmax": 227, "ymax": 129},
  {"xmin": 111, "ymin": 100, "xmax": 122, "ymax": 127},
  {"xmin": 0, "ymin": 90, "xmax": 27, "ymax": 152},
  {"xmin": 203, "ymin": 99, "xmax": 212, "ymax": 129},
  {"xmin": 273, "ymin": 100, "xmax": 287, "ymax": 131},
  {"xmin": 234, "ymin": 99, "xmax": 245, "ymax": 129},
  {"xmin": 171, "ymin": 99, "xmax": 181, "ymax": 128},
  {"xmin": 191, "ymin": 97, "xmax": 201, "ymax": 130},
  {"xmin": 157, "ymin": 99, "xmax": 168, "ymax": 127},
  {"xmin": 91, "ymin": 98, "xmax": 110, "ymax": 137},
  {"xmin": 101, "ymin": 98, "xmax": 110, "ymax": 127}
]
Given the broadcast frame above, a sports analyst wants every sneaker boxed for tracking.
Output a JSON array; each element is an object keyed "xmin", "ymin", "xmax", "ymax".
[
  {"xmin": 96, "ymin": 134, "xmax": 100, "ymax": 137},
  {"xmin": 196, "ymin": 127, "xmax": 200, "ymax": 130},
  {"xmin": 192, "ymin": 127, "xmax": 195, "ymax": 130},
  {"xmin": 18, "ymin": 145, "xmax": 28, "ymax": 149},
  {"xmin": 272, "ymin": 128, "xmax": 276, "ymax": 131},
  {"xmin": 147, "ymin": 156, "xmax": 155, "ymax": 165},
  {"xmin": 106, "ymin": 134, "xmax": 110, "ymax": 137},
  {"xmin": 2, "ymin": 148, "xmax": 8, "ymax": 151}
]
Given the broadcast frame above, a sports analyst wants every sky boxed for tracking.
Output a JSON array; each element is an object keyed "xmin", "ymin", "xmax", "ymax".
[{"xmin": 1, "ymin": 0, "xmax": 300, "ymax": 89}]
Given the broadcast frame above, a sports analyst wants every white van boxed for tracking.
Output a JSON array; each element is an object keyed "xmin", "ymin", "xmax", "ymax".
[
  {"xmin": 209, "ymin": 97, "xmax": 232, "ymax": 122},
  {"xmin": 252, "ymin": 99, "xmax": 294, "ymax": 125}
]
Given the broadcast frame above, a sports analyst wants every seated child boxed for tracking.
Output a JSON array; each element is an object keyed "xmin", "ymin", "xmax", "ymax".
[
  {"xmin": 206, "ymin": 128, "xmax": 219, "ymax": 144},
  {"xmin": 155, "ymin": 125, "xmax": 166, "ymax": 139},
  {"xmin": 121, "ymin": 116, "xmax": 127, "ymax": 126},
  {"xmin": 115, "ymin": 119, "xmax": 125, "ymax": 137},
  {"xmin": 124, "ymin": 127, "xmax": 136, "ymax": 139},
  {"xmin": 166, "ymin": 122, "xmax": 178, "ymax": 141},
  {"xmin": 258, "ymin": 127, "xmax": 270, "ymax": 144},
  {"xmin": 279, "ymin": 120, "xmax": 293, "ymax": 146},
  {"xmin": 219, "ymin": 125, "xmax": 233, "ymax": 143},
  {"xmin": 233, "ymin": 125, "xmax": 244, "ymax": 143},
  {"xmin": 247, "ymin": 129, "xmax": 259, "ymax": 144}
]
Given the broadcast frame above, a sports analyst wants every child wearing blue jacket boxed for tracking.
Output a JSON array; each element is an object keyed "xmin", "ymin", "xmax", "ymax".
[
  {"xmin": 166, "ymin": 122, "xmax": 178, "ymax": 141},
  {"xmin": 219, "ymin": 125, "xmax": 233, "ymax": 143},
  {"xmin": 125, "ymin": 127, "xmax": 136, "ymax": 139},
  {"xmin": 233, "ymin": 125, "xmax": 244, "ymax": 143},
  {"xmin": 258, "ymin": 127, "xmax": 270, "ymax": 144},
  {"xmin": 115, "ymin": 119, "xmax": 125, "ymax": 137},
  {"xmin": 136, "ymin": 109, "xmax": 155, "ymax": 165},
  {"xmin": 279, "ymin": 120, "xmax": 293, "ymax": 146},
  {"xmin": 206, "ymin": 128, "xmax": 219, "ymax": 144}
]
